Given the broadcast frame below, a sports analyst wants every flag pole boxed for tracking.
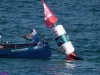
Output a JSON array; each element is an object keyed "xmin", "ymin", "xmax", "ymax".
[{"xmin": 54, "ymin": 23, "xmax": 56, "ymax": 27}]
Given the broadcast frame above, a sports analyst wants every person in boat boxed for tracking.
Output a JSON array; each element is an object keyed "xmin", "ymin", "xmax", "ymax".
[{"xmin": 23, "ymin": 28, "xmax": 40, "ymax": 46}]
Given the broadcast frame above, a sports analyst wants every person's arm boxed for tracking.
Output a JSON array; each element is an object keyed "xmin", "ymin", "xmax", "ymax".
[{"xmin": 26, "ymin": 33, "xmax": 34, "ymax": 38}]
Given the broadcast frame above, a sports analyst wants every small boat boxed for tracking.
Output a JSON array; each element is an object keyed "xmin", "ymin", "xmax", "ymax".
[{"xmin": 0, "ymin": 41, "xmax": 51, "ymax": 59}]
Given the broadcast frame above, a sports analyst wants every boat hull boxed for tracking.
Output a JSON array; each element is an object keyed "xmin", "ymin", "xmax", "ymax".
[{"xmin": 0, "ymin": 42, "xmax": 51, "ymax": 59}]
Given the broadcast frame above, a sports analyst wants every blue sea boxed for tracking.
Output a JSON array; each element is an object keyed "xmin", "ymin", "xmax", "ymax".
[{"xmin": 0, "ymin": 0, "xmax": 100, "ymax": 75}]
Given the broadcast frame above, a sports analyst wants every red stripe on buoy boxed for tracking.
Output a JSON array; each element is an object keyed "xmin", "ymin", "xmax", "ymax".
[{"xmin": 67, "ymin": 53, "xmax": 76, "ymax": 61}]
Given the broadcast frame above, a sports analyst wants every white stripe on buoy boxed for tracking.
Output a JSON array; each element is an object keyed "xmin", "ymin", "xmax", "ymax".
[{"xmin": 51, "ymin": 25, "xmax": 74, "ymax": 55}]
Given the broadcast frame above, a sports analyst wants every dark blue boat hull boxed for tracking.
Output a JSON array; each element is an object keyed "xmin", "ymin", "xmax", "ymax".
[{"xmin": 0, "ymin": 42, "xmax": 51, "ymax": 59}]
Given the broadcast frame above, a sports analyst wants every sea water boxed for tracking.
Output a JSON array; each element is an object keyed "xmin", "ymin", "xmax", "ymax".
[{"xmin": 0, "ymin": 0, "xmax": 100, "ymax": 75}]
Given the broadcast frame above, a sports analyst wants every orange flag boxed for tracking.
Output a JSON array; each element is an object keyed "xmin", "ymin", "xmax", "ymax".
[{"xmin": 42, "ymin": 0, "xmax": 58, "ymax": 27}]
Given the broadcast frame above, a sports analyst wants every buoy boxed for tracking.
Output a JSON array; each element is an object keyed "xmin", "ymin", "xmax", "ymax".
[{"xmin": 51, "ymin": 25, "xmax": 74, "ymax": 55}]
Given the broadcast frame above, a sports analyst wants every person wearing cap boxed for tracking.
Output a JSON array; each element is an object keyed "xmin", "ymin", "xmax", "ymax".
[{"xmin": 25, "ymin": 28, "xmax": 40, "ymax": 46}]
